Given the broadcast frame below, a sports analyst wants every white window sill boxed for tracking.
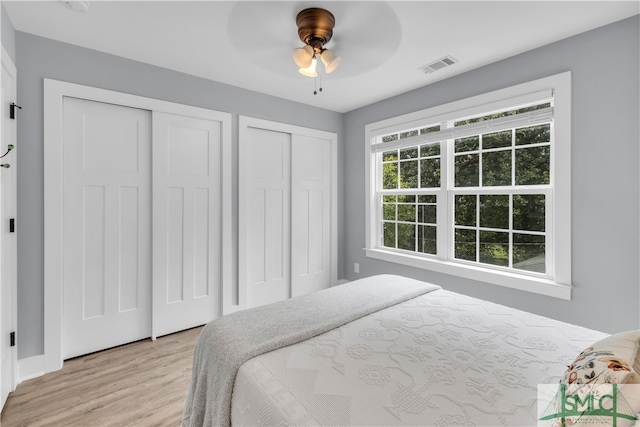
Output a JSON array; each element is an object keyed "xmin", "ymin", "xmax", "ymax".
[{"xmin": 364, "ymin": 248, "xmax": 571, "ymax": 300}]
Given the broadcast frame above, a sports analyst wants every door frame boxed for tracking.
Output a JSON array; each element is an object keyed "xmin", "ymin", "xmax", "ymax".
[
  {"xmin": 1, "ymin": 46, "xmax": 18, "ymax": 407},
  {"xmin": 236, "ymin": 115, "xmax": 338, "ymax": 313},
  {"xmin": 43, "ymin": 79, "xmax": 232, "ymax": 373}
]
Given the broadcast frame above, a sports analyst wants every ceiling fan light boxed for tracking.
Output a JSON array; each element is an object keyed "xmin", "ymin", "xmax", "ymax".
[
  {"xmin": 321, "ymin": 49, "xmax": 341, "ymax": 73},
  {"xmin": 292, "ymin": 45, "xmax": 314, "ymax": 68},
  {"xmin": 299, "ymin": 58, "xmax": 318, "ymax": 77}
]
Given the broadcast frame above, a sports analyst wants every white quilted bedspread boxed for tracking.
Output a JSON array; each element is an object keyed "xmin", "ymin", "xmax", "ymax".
[{"xmin": 231, "ymin": 289, "xmax": 607, "ymax": 426}]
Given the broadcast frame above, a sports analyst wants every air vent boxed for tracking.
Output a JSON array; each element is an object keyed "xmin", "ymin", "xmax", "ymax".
[
  {"xmin": 61, "ymin": 1, "xmax": 90, "ymax": 13},
  {"xmin": 419, "ymin": 56, "xmax": 458, "ymax": 74}
]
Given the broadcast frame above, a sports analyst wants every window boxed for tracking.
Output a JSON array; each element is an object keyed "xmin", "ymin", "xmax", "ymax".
[{"xmin": 365, "ymin": 73, "xmax": 571, "ymax": 299}]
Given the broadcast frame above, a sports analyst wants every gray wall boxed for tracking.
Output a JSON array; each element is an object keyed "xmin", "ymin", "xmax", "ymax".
[
  {"xmin": 1, "ymin": 3, "xmax": 15, "ymax": 63},
  {"xmin": 14, "ymin": 31, "xmax": 344, "ymax": 359},
  {"xmin": 343, "ymin": 15, "xmax": 640, "ymax": 334}
]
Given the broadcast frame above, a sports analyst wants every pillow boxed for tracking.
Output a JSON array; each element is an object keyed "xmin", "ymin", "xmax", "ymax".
[
  {"xmin": 560, "ymin": 330, "xmax": 640, "ymax": 427},
  {"xmin": 562, "ymin": 330, "xmax": 640, "ymax": 385}
]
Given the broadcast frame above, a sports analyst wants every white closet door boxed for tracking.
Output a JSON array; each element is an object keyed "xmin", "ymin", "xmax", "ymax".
[
  {"xmin": 240, "ymin": 122, "xmax": 334, "ymax": 309},
  {"xmin": 152, "ymin": 112, "xmax": 221, "ymax": 337},
  {"xmin": 291, "ymin": 134, "xmax": 331, "ymax": 297},
  {"xmin": 62, "ymin": 98, "xmax": 152, "ymax": 359},
  {"xmin": 241, "ymin": 127, "xmax": 291, "ymax": 308}
]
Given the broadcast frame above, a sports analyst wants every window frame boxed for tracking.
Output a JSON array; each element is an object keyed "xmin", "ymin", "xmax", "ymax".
[{"xmin": 364, "ymin": 72, "xmax": 571, "ymax": 299}]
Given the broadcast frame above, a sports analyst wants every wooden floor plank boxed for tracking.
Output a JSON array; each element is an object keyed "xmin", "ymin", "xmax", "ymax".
[{"xmin": 1, "ymin": 326, "xmax": 202, "ymax": 427}]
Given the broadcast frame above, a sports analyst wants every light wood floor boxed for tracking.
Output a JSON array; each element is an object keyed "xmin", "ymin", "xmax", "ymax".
[{"xmin": 1, "ymin": 326, "xmax": 203, "ymax": 427}]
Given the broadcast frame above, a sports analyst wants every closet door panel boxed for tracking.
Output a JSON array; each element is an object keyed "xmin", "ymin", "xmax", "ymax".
[
  {"xmin": 62, "ymin": 97, "xmax": 152, "ymax": 360},
  {"xmin": 241, "ymin": 127, "xmax": 291, "ymax": 308},
  {"xmin": 119, "ymin": 186, "xmax": 141, "ymax": 311},
  {"xmin": 193, "ymin": 188, "xmax": 211, "ymax": 298},
  {"xmin": 166, "ymin": 187, "xmax": 185, "ymax": 303},
  {"xmin": 152, "ymin": 112, "xmax": 221, "ymax": 337},
  {"xmin": 291, "ymin": 134, "xmax": 331, "ymax": 297}
]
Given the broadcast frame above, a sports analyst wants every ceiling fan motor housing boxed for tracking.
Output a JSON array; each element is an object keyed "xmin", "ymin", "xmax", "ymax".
[{"xmin": 296, "ymin": 8, "xmax": 335, "ymax": 53}]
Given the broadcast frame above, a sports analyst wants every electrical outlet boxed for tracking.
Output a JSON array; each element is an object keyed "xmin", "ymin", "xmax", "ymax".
[{"xmin": 354, "ymin": 263, "xmax": 359, "ymax": 273}]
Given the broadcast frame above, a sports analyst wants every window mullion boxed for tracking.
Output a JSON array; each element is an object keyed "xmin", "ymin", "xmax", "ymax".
[
  {"xmin": 414, "ymin": 202, "xmax": 418, "ymax": 253},
  {"xmin": 511, "ymin": 129, "xmax": 516, "ymax": 186},
  {"xmin": 416, "ymin": 146, "xmax": 423, "ymax": 256},
  {"xmin": 509, "ymin": 131, "xmax": 515, "ymax": 269},
  {"xmin": 509, "ymin": 194, "xmax": 514, "ymax": 269},
  {"xmin": 475, "ymin": 194, "xmax": 480, "ymax": 263},
  {"xmin": 478, "ymin": 134, "xmax": 483, "ymax": 189},
  {"xmin": 377, "ymin": 194, "xmax": 383, "ymax": 248},
  {"xmin": 441, "ymin": 121, "xmax": 454, "ymax": 260},
  {"xmin": 545, "ymin": 187, "xmax": 553, "ymax": 279}
]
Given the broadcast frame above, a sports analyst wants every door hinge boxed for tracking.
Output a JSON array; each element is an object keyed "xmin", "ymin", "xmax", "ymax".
[
  {"xmin": 9, "ymin": 218, "xmax": 15, "ymax": 233},
  {"xmin": 10, "ymin": 331, "xmax": 15, "ymax": 347},
  {"xmin": 9, "ymin": 103, "xmax": 21, "ymax": 120}
]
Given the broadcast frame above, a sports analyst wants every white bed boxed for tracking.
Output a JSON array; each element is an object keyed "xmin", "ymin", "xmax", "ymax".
[{"xmin": 182, "ymin": 275, "xmax": 611, "ymax": 426}]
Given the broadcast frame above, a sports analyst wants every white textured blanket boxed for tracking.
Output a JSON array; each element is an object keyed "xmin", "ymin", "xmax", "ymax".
[
  {"xmin": 181, "ymin": 275, "xmax": 440, "ymax": 427},
  {"xmin": 232, "ymin": 288, "xmax": 608, "ymax": 426}
]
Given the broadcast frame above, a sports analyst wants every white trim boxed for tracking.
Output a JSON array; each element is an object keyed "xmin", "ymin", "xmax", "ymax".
[
  {"xmin": 1, "ymin": 46, "xmax": 18, "ymax": 403},
  {"xmin": 365, "ymin": 72, "xmax": 572, "ymax": 299},
  {"xmin": 365, "ymin": 248, "xmax": 571, "ymax": 300},
  {"xmin": 235, "ymin": 115, "xmax": 338, "ymax": 313},
  {"xmin": 237, "ymin": 118, "xmax": 249, "ymax": 312},
  {"xmin": 550, "ymin": 74, "xmax": 572, "ymax": 286},
  {"xmin": 220, "ymin": 109, "xmax": 233, "ymax": 318},
  {"xmin": 17, "ymin": 355, "xmax": 44, "ymax": 383},
  {"xmin": 43, "ymin": 79, "xmax": 232, "ymax": 373}
]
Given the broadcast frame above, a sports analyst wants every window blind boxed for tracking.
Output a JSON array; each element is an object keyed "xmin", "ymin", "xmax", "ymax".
[{"xmin": 372, "ymin": 89, "xmax": 553, "ymax": 153}]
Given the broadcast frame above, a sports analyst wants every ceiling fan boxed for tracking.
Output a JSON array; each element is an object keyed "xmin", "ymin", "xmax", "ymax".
[{"xmin": 291, "ymin": 8, "xmax": 341, "ymax": 78}]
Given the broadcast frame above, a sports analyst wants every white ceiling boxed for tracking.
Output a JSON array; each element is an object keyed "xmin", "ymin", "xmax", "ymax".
[{"xmin": 4, "ymin": 1, "xmax": 639, "ymax": 113}]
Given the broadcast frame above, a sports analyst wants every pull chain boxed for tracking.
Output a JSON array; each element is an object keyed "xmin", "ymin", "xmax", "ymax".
[{"xmin": 313, "ymin": 73, "xmax": 323, "ymax": 95}]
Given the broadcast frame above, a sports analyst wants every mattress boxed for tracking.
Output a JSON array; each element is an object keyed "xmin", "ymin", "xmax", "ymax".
[{"xmin": 231, "ymin": 288, "xmax": 607, "ymax": 426}]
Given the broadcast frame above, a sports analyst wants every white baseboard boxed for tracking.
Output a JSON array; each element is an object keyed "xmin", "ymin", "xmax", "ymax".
[
  {"xmin": 18, "ymin": 354, "xmax": 45, "ymax": 383},
  {"xmin": 335, "ymin": 279, "xmax": 349, "ymax": 286}
]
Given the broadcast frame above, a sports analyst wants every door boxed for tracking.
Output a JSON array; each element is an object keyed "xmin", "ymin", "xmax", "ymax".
[
  {"xmin": 243, "ymin": 127, "xmax": 291, "ymax": 307},
  {"xmin": 291, "ymin": 134, "xmax": 331, "ymax": 297},
  {"xmin": 152, "ymin": 112, "xmax": 221, "ymax": 337},
  {"xmin": 62, "ymin": 97, "xmax": 152, "ymax": 359},
  {"xmin": 44, "ymin": 79, "xmax": 232, "ymax": 371},
  {"xmin": 240, "ymin": 124, "xmax": 333, "ymax": 308},
  {"xmin": 0, "ymin": 49, "xmax": 17, "ymax": 409}
]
